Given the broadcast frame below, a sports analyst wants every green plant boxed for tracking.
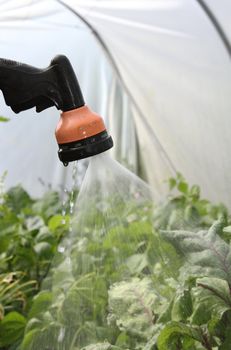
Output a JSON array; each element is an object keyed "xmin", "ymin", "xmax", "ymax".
[
  {"xmin": 0, "ymin": 183, "xmax": 71, "ymax": 349},
  {"xmin": 0, "ymin": 116, "xmax": 10, "ymax": 122},
  {"xmin": 1, "ymin": 173, "xmax": 231, "ymax": 350},
  {"xmin": 154, "ymin": 173, "xmax": 228, "ymax": 231},
  {"xmin": 155, "ymin": 219, "xmax": 231, "ymax": 350}
]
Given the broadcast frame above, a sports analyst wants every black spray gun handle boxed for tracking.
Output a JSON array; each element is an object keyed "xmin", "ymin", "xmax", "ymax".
[{"xmin": 0, "ymin": 55, "xmax": 84, "ymax": 113}]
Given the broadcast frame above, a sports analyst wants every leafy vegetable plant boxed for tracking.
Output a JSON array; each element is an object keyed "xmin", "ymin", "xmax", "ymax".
[
  {"xmin": 0, "ymin": 182, "xmax": 70, "ymax": 349},
  {"xmin": 1, "ymin": 173, "xmax": 231, "ymax": 350}
]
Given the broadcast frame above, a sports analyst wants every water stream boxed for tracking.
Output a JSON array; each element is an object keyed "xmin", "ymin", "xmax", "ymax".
[{"xmin": 22, "ymin": 153, "xmax": 163, "ymax": 350}]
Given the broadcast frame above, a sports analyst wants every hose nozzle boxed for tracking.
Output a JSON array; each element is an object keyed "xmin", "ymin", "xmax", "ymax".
[
  {"xmin": 0, "ymin": 54, "xmax": 113, "ymax": 165},
  {"xmin": 55, "ymin": 105, "xmax": 113, "ymax": 166}
]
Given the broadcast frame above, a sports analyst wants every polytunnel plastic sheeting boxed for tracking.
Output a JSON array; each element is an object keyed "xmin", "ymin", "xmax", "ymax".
[
  {"xmin": 61, "ymin": 0, "xmax": 231, "ymax": 208},
  {"xmin": 0, "ymin": 0, "xmax": 138, "ymax": 196},
  {"xmin": 202, "ymin": 0, "xmax": 231, "ymax": 45}
]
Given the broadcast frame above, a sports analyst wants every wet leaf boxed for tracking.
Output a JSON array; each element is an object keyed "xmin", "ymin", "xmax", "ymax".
[
  {"xmin": 0, "ymin": 311, "xmax": 26, "ymax": 347},
  {"xmin": 0, "ymin": 116, "xmax": 10, "ymax": 122}
]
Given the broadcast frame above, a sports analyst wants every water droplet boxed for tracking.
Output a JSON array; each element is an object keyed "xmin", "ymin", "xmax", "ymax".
[
  {"xmin": 58, "ymin": 327, "xmax": 65, "ymax": 342},
  {"xmin": 68, "ymin": 162, "xmax": 78, "ymax": 233},
  {"xmin": 58, "ymin": 246, "xmax": 65, "ymax": 253}
]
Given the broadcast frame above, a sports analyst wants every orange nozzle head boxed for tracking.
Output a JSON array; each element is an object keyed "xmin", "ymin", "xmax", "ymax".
[
  {"xmin": 55, "ymin": 105, "xmax": 113, "ymax": 165},
  {"xmin": 56, "ymin": 105, "xmax": 106, "ymax": 144}
]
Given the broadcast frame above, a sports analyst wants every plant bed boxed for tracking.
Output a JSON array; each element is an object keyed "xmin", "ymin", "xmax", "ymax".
[{"xmin": 0, "ymin": 173, "xmax": 230, "ymax": 350}]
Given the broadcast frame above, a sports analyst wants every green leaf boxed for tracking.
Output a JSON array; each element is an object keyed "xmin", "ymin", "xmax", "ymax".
[
  {"xmin": 115, "ymin": 332, "xmax": 130, "ymax": 347},
  {"xmin": 0, "ymin": 311, "xmax": 26, "ymax": 346},
  {"xmin": 108, "ymin": 278, "xmax": 161, "ymax": 339},
  {"xmin": 21, "ymin": 325, "xmax": 60, "ymax": 350},
  {"xmin": 126, "ymin": 253, "xmax": 148, "ymax": 274},
  {"xmin": 12, "ymin": 246, "xmax": 37, "ymax": 269},
  {"xmin": 158, "ymin": 299, "xmax": 174, "ymax": 324},
  {"xmin": 58, "ymin": 274, "xmax": 101, "ymax": 331},
  {"xmin": 6, "ymin": 185, "xmax": 33, "ymax": 213},
  {"xmin": 177, "ymin": 181, "xmax": 188, "ymax": 195},
  {"xmin": 0, "ymin": 116, "xmax": 10, "ymax": 122},
  {"xmin": 25, "ymin": 216, "xmax": 44, "ymax": 232},
  {"xmin": 157, "ymin": 322, "xmax": 202, "ymax": 350},
  {"xmin": 25, "ymin": 318, "xmax": 42, "ymax": 333},
  {"xmin": 28, "ymin": 291, "xmax": 52, "ymax": 319},
  {"xmin": 223, "ymin": 226, "xmax": 231, "ymax": 234},
  {"xmin": 197, "ymin": 277, "xmax": 231, "ymax": 309},
  {"xmin": 168, "ymin": 178, "xmax": 177, "ymax": 190},
  {"xmin": 33, "ymin": 191, "xmax": 62, "ymax": 220},
  {"xmin": 161, "ymin": 220, "xmax": 231, "ymax": 283},
  {"xmin": 184, "ymin": 205, "xmax": 200, "ymax": 225},
  {"xmin": 20, "ymin": 329, "xmax": 41, "ymax": 350},
  {"xmin": 35, "ymin": 227, "xmax": 53, "ymax": 243},
  {"xmin": 189, "ymin": 185, "xmax": 200, "ymax": 200},
  {"xmin": 171, "ymin": 288, "xmax": 193, "ymax": 321},
  {"xmin": 143, "ymin": 325, "xmax": 164, "ymax": 349},
  {"xmin": 219, "ymin": 326, "xmax": 231, "ymax": 349},
  {"xmin": 167, "ymin": 208, "xmax": 184, "ymax": 230},
  {"xmin": 48, "ymin": 214, "xmax": 65, "ymax": 231},
  {"xmin": 191, "ymin": 277, "xmax": 231, "ymax": 325},
  {"xmin": 34, "ymin": 242, "xmax": 53, "ymax": 258}
]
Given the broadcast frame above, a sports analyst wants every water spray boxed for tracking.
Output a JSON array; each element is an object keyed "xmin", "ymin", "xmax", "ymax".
[{"xmin": 0, "ymin": 55, "xmax": 113, "ymax": 166}]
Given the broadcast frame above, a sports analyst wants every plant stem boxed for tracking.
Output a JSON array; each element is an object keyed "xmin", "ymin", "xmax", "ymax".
[
  {"xmin": 201, "ymin": 334, "xmax": 212, "ymax": 350},
  {"xmin": 176, "ymin": 338, "xmax": 182, "ymax": 350}
]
